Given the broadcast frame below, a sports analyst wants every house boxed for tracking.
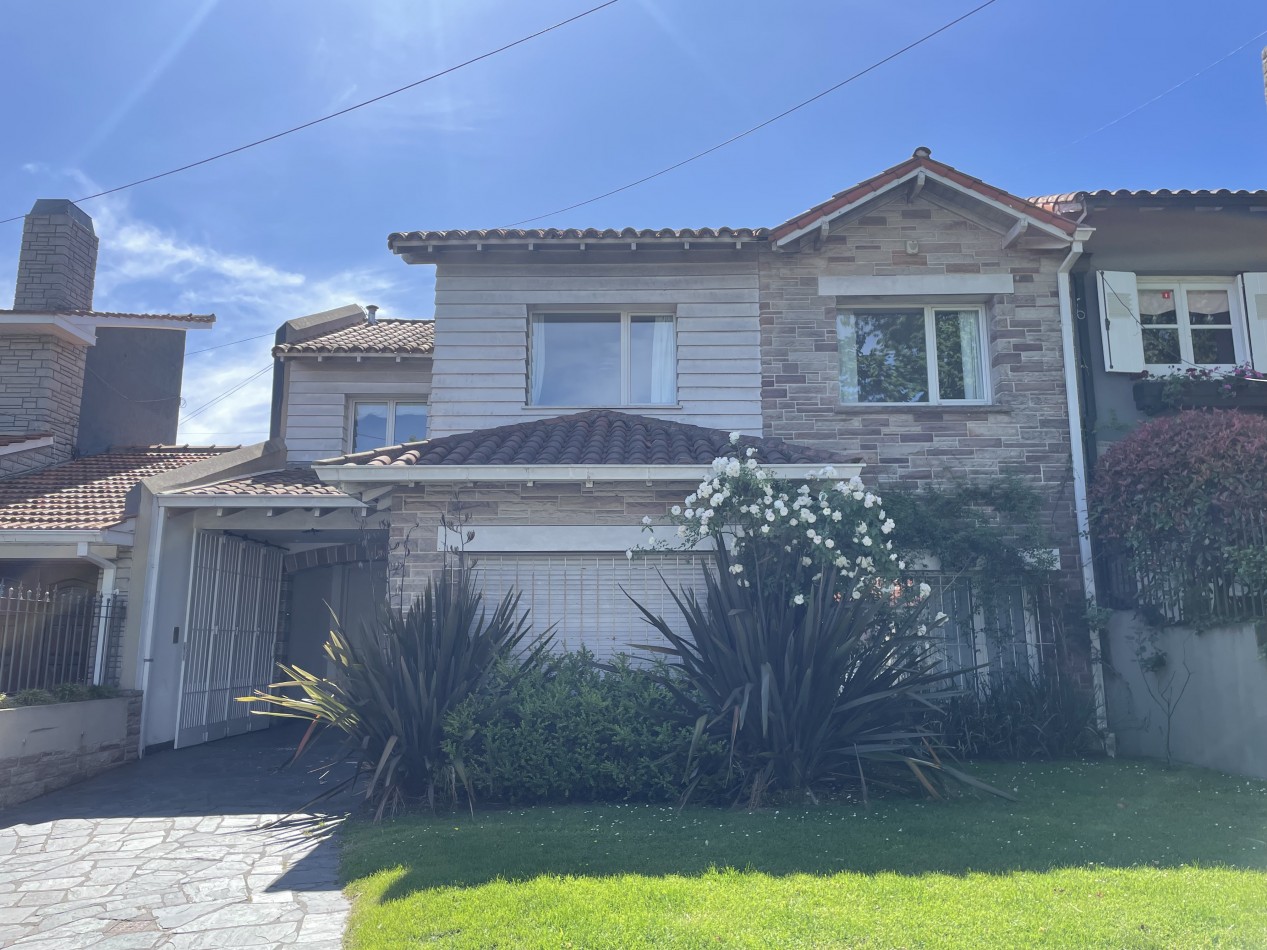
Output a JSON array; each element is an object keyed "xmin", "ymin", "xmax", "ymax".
[
  {"xmin": 1031, "ymin": 187, "xmax": 1267, "ymax": 777},
  {"xmin": 115, "ymin": 148, "xmax": 1106, "ymax": 754},
  {"xmin": 0, "ymin": 199, "xmax": 223, "ymax": 696}
]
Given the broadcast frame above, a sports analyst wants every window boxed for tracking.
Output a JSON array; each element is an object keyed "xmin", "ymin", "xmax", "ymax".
[
  {"xmin": 1139, "ymin": 280, "xmax": 1242, "ymax": 369},
  {"xmin": 528, "ymin": 312, "xmax": 676, "ymax": 406},
  {"xmin": 350, "ymin": 400, "xmax": 428, "ymax": 452},
  {"xmin": 837, "ymin": 307, "xmax": 987, "ymax": 405}
]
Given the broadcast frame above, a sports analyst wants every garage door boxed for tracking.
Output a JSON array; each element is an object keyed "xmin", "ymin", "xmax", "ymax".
[{"xmin": 473, "ymin": 553, "xmax": 709, "ymax": 659}]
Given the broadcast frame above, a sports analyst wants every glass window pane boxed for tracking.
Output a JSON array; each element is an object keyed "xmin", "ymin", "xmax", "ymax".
[
  {"xmin": 1187, "ymin": 289, "xmax": 1231, "ymax": 326},
  {"xmin": 934, "ymin": 310, "xmax": 984, "ymax": 401},
  {"xmin": 1191, "ymin": 329, "xmax": 1236, "ymax": 364},
  {"xmin": 352, "ymin": 403, "xmax": 388, "ymax": 452},
  {"xmin": 629, "ymin": 315, "xmax": 676, "ymax": 405},
  {"xmin": 392, "ymin": 403, "xmax": 428, "ymax": 443},
  {"xmin": 1139, "ymin": 289, "xmax": 1178, "ymax": 326},
  {"xmin": 530, "ymin": 314, "xmax": 621, "ymax": 406},
  {"xmin": 840, "ymin": 311, "xmax": 929, "ymax": 404},
  {"xmin": 1142, "ymin": 328, "xmax": 1182, "ymax": 365}
]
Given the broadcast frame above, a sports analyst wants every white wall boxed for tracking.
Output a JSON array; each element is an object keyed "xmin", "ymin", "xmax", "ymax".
[
  {"xmin": 1105, "ymin": 612, "xmax": 1267, "ymax": 779},
  {"xmin": 282, "ymin": 358, "xmax": 431, "ymax": 464},
  {"xmin": 427, "ymin": 251, "xmax": 763, "ymax": 437},
  {"xmin": 140, "ymin": 512, "xmax": 195, "ymax": 748}
]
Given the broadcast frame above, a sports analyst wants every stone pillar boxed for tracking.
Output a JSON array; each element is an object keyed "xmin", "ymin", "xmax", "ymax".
[{"xmin": 13, "ymin": 198, "xmax": 98, "ymax": 312}]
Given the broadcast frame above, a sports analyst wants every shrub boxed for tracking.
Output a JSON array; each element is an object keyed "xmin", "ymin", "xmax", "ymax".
[
  {"xmin": 1090, "ymin": 409, "xmax": 1267, "ymax": 625},
  {"xmin": 0, "ymin": 684, "xmax": 119, "ymax": 709},
  {"xmin": 938, "ymin": 673, "xmax": 1101, "ymax": 760},
  {"xmin": 245, "ymin": 565, "xmax": 551, "ymax": 818},
  {"xmin": 445, "ymin": 651, "xmax": 724, "ymax": 804}
]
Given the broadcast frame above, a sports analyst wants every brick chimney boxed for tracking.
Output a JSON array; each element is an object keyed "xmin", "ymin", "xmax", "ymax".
[{"xmin": 13, "ymin": 198, "xmax": 99, "ymax": 312}]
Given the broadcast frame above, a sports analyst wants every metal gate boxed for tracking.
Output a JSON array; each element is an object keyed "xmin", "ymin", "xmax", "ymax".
[{"xmin": 174, "ymin": 532, "xmax": 284, "ymax": 749}]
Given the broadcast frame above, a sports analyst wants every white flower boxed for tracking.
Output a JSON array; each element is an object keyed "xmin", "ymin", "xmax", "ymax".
[
  {"xmin": 725, "ymin": 459, "xmax": 742, "ymax": 477},
  {"xmin": 684, "ymin": 508, "xmax": 695, "ymax": 519},
  {"xmin": 686, "ymin": 494, "xmax": 698, "ymax": 505},
  {"xmin": 728, "ymin": 563, "xmax": 744, "ymax": 575},
  {"xmin": 856, "ymin": 523, "xmax": 868, "ymax": 534},
  {"xmin": 881, "ymin": 519, "xmax": 895, "ymax": 534},
  {"xmin": 863, "ymin": 492, "xmax": 876, "ymax": 509},
  {"xmin": 745, "ymin": 447, "xmax": 757, "ymax": 458},
  {"xmin": 699, "ymin": 524, "xmax": 711, "ymax": 535},
  {"xmin": 800, "ymin": 556, "xmax": 813, "ymax": 567},
  {"xmin": 825, "ymin": 539, "xmax": 835, "ymax": 549},
  {"xmin": 745, "ymin": 459, "xmax": 758, "ymax": 470},
  {"xmin": 862, "ymin": 536, "xmax": 873, "ymax": 547},
  {"xmin": 890, "ymin": 554, "xmax": 898, "ymax": 562},
  {"xmin": 834, "ymin": 556, "xmax": 847, "ymax": 568},
  {"xmin": 765, "ymin": 510, "xmax": 776, "ymax": 522},
  {"xmin": 852, "ymin": 490, "xmax": 864, "ymax": 501},
  {"xmin": 934, "ymin": 611, "xmax": 948, "ymax": 624},
  {"xmin": 898, "ymin": 560, "xmax": 906, "ymax": 570},
  {"xmin": 729, "ymin": 431, "xmax": 742, "ymax": 443},
  {"xmin": 642, "ymin": 516, "xmax": 653, "ymax": 526},
  {"xmin": 670, "ymin": 505, "xmax": 682, "ymax": 516},
  {"xmin": 793, "ymin": 594, "xmax": 805, "ymax": 606},
  {"xmin": 832, "ymin": 511, "xmax": 842, "ymax": 522},
  {"xmin": 710, "ymin": 494, "xmax": 723, "ymax": 507},
  {"xmin": 625, "ymin": 549, "xmax": 634, "ymax": 560},
  {"xmin": 760, "ymin": 524, "xmax": 770, "ymax": 534},
  {"xmin": 677, "ymin": 525, "xmax": 688, "ymax": 538},
  {"xmin": 917, "ymin": 624, "xmax": 928, "ymax": 636},
  {"xmin": 851, "ymin": 590, "xmax": 862, "ymax": 600},
  {"xmin": 918, "ymin": 582, "xmax": 932, "ymax": 600}
]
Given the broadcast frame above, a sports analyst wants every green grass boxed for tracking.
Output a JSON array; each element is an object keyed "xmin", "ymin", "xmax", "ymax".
[{"xmin": 341, "ymin": 759, "xmax": 1267, "ymax": 949}]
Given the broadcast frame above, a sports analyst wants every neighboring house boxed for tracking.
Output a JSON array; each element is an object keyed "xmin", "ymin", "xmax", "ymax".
[
  {"xmin": 1031, "ymin": 188, "xmax": 1267, "ymax": 777},
  {"xmin": 122, "ymin": 148, "xmax": 1108, "ymax": 755},
  {"xmin": 0, "ymin": 199, "xmax": 220, "ymax": 696}
]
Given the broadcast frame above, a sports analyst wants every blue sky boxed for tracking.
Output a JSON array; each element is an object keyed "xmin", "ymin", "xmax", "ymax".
[{"xmin": 1, "ymin": 0, "xmax": 1264, "ymax": 444}]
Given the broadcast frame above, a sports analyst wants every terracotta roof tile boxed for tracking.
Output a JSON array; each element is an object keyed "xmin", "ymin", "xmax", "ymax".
[
  {"xmin": 388, "ymin": 226, "xmax": 767, "ymax": 250},
  {"xmin": 272, "ymin": 319, "xmax": 434, "ymax": 357},
  {"xmin": 319, "ymin": 410, "xmax": 841, "ymax": 468},
  {"xmin": 0, "ymin": 308, "xmax": 215, "ymax": 325},
  {"xmin": 180, "ymin": 468, "xmax": 349, "ymax": 497},
  {"xmin": 1029, "ymin": 189, "xmax": 1267, "ymax": 214},
  {"xmin": 0, "ymin": 433, "xmax": 52, "ymax": 450},
  {"xmin": 0, "ymin": 447, "xmax": 233, "ymax": 530}
]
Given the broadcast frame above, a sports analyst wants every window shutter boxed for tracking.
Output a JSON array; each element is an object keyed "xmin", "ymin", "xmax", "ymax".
[
  {"xmin": 1096, "ymin": 270, "xmax": 1144, "ymax": 373},
  {"xmin": 1237, "ymin": 273, "xmax": 1267, "ymax": 372}
]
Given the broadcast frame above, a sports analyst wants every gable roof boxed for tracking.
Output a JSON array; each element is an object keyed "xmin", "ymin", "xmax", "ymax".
[
  {"xmin": 770, "ymin": 148, "xmax": 1078, "ymax": 245},
  {"xmin": 177, "ymin": 467, "xmax": 350, "ymax": 497},
  {"xmin": 272, "ymin": 318, "xmax": 434, "ymax": 357},
  {"xmin": 388, "ymin": 227, "xmax": 766, "ymax": 253},
  {"xmin": 318, "ymin": 410, "xmax": 839, "ymax": 469},
  {"xmin": 0, "ymin": 446, "xmax": 233, "ymax": 530}
]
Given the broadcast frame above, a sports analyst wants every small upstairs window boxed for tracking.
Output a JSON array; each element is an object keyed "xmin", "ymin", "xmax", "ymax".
[
  {"xmin": 529, "ymin": 312, "xmax": 676, "ymax": 407},
  {"xmin": 350, "ymin": 400, "xmax": 428, "ymax": 452},
  {"xmin": 837, "ymin": 307, "xmax": 987, "ymax": 405}
]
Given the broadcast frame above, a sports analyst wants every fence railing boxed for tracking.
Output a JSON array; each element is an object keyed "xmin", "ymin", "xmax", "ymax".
[{"xmin": 0, "ymin": 587, "xmax": 127, "ymax": 694}]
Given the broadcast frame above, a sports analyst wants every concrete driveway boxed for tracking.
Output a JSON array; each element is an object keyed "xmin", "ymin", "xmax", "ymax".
[{"xmin": 0, "ymin": 726, "xmax": 353, "ymax": 949}]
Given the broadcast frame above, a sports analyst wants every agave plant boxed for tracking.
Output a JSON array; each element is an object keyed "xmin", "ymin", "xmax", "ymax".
[
  {"xmin": 243, "ymin": 565, "xmax": 551, "ymax": 819},
  {"xmin": 632, "ymin": 544, "xmax": 1010, "ymax": 806}
]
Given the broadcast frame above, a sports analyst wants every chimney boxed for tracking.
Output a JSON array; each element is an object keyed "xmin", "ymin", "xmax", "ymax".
[
  {"xmin": 13, "ymin": 198, "xmax": 99, "ymax": 312},
  {"xmin": 366, "ymin": 304, "xmax": 379, "ymax": 324}
]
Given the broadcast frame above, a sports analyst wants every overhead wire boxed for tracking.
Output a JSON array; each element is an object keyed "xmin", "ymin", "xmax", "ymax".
[
  {"xmin": 506, "ymin": 0, "xmax": 1003, "ymax": 226},
  {"xmin": 0, "ymin": 0, "xmax": 621, "ymax": 225},
  {"xmin": 179, "ymin": 363, "xmax": 274, "ymax": 425}
]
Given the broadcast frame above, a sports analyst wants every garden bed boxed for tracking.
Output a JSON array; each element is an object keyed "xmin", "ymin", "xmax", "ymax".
[{"xmin": 340, "ymin": 759, "xmax": 1267, "ymax": 949}]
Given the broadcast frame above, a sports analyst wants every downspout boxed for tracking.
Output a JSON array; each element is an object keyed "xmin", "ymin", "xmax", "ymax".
[
  {"xmin": 1057, "ymin": 227, "xmax": 1111, "ymax": 744},
  {"xmin": 133, "ymin": 495, "xmax": 168, "ymax": 758}
]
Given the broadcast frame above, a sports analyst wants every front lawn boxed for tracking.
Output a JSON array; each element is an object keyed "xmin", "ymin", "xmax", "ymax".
[{"xmin": 341, "ymin": 760, "xmax": 1267, "ymax": 949}]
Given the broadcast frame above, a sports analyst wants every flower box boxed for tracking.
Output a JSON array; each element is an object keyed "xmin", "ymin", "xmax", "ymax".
[{"xmin": 1132, "ymin": 379, "xmax": 1267, "ymax": 416}]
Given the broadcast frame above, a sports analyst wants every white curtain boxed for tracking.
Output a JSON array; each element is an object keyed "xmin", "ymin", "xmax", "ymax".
[
  {"xmin": 529, "ymin": 314, "xmax": 547, "ymax": 405},
  {"xmin": 837, "ymin": 313, "xmax": 860, "ymax": 403},
  {"xmin": 959, "ymin": 312, "xmax": 984, "ymax": 400},
  {"xmin": 648, "ymin": 316, "xmax": 676, "ymax": 404}
]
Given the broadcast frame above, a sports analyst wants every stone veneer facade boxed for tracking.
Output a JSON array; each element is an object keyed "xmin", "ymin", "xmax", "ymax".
[{"xmin": 0, "ymin": 334, "xmax": 87, "ymax": 472}]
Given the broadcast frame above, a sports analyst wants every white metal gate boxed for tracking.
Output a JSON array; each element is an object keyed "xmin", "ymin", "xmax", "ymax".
[{"xmin": 174, "ymin": 532, "xmax": 284, "ymax": 748}]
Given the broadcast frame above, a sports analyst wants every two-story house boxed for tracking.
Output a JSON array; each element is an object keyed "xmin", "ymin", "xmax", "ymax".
[{"xmin": 119, "ymin": 149, "xmax": 1105, "ymax": 754}]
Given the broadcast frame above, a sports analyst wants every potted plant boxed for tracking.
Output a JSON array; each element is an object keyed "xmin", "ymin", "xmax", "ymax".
[{"xmin": 1133, "ymin": 365, "xmax": 1267, "ymax": 415}]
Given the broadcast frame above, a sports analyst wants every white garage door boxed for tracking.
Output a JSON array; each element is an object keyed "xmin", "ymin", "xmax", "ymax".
[{"xmin": 473, "ymin": 553, "xmax": 709, "ymax": 660}]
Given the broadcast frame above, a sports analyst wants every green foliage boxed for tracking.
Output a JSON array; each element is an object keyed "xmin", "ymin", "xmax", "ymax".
[
  {"xmin": 445, "ymin": 651, "xmax": 725, "ymax": 804},
  {"xmin": 0, "ymin": 683, "xmax": 119, "ymax": 709},
  {"xmin": 631, "ymin": 544, "xmax": 1006, "ymax": 807},
  {"xmin": 938, "ymin": 673, "xmax": 1101, "ymax": 760},
  {"xmin": 1090, "ymin": 409, "xmax": 1267, "ymax": 626},
  {"xmin": 244, "ymin": 566, "xmax": 552, "ymax": 818}
]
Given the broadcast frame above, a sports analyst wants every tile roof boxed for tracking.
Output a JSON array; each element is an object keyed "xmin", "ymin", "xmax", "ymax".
[
  {"xmin": 0, "ymin": 447, "xmax": 233, "ymax": 530},
  {"xmin": 388, "ymin": 226, "xmax": 767, "ymax": 250},
  {"xmin": 0, "ymin": 308, "xmax": 215, "ymax": 325},
  {"xmin": 179, "ymin": 468, "xmax": 349, "ymax": 497},
  {"xmin": 1029, "ymin": 189, "xmax": 1267, "ymax": 214},
  {"xmin": 272, "ymin": 319, "xmax": 434, "ymax": 357},
  {"xmin": 771, "ymin": 149, "xmax": 1078, "ymax": 241},
  {"xmin": 319, "ymin": 410, "xmax": 840, "ymax": 468},
  {"xmin": 0, "ymin": 433, "xmax": 51, "ymax": 450}
]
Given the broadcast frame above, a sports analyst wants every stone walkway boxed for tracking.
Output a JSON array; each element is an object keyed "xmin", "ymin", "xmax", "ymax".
[{"xmin": 0, "ymin": 726, "xmax": 354, "ymax": 949}]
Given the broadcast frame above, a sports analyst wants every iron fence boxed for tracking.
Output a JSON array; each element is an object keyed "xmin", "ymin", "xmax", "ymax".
[{"xmin": 0, "ymin": 586, "xmax": 126, "ymax": 694}]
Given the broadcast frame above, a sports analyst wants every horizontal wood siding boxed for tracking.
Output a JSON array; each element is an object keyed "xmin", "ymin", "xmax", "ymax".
[
  {"xmin": 282, "ymin": 360, "xmax": 431, "ymax": 464},
  {"xmin": 428, "ymin": 252, "xmax": 763, "ymax": 437}
]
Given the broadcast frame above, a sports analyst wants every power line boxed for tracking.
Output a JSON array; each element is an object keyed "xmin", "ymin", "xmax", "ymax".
[
  {"xmin": 185, "ymin": 331, "xmax": 274, "ymax": 356},
  {"xmin": 0, "ymin": 0, "xmax": 621, "ymax": 226},
  {"xmin": 180, "ymin": 363, "xmax": 274, "ymax": 424},
  {"xmin": 1073, "ymin": 29, "xmax": 1267, "ymax": 145},
  {"xmin": 507, "ymin": 0, "xmax": 1003, "ymax": 226}
]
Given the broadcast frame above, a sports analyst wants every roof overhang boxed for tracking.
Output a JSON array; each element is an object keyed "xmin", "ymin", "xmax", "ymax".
[
  {"xmin": 155, "ymin": 494, "xmax": 364, "ymax": 510},
  {"xmin": 0, "ymin": 312, "xmax": 213, "ymax": 345},
  {"xmin": 0, "ymin": 434, "xmax": 54, "ymax": 458},
  {"xmin": 773, "ymin": 165, "xmax": 1077, "ymax": 249},
  {"xmin": 313, "ymin": 462, "xmax": 864, "ymax": 487},
  {"xmin": 0, "ymin": 527, "xmax": 134, "ymax": 547}
]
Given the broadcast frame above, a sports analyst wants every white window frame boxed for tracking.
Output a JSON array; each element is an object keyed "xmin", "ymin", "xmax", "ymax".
[
  {"xmin": 1138, "ymin": 277, "xmax": 1246, "ymax": 373},
  {"xmin": 527, "ymin": 309, "xmax": 678, "ymax": 408},
  {"xmin": 836, "ymin": 304, "xmax": 990, "ymax": 406},
  {"xmin": 346, "ymin": 398, "xmax": 429, "ymax": 452}
]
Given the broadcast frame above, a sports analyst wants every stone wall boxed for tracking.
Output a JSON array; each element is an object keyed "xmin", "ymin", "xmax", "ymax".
[
  {"xmin": 13, "ymin": 199, "xmax": 98, "ymax": 313},
  {"xmin": 0, "ymin": 443, "xmax": 59, "ymax": 478},
  {"xmin": 0, "ymin": 333, "xmax": 87, "ymax": 466},
  {"xmin": 0, "ymin": 691, "xmax": 141, "ymax": 810}
]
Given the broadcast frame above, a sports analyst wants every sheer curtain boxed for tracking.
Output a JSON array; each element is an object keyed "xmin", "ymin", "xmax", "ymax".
[
  {"xmin": 648, "ymin": 316, "xmax": 676, "ymax": 404},
  {"xmin": 959, "ymin": 312, "xmax": 984, "ymax": 400},
  {"xmin": 836, "ymin": 313, "xmax": 860, "ymax": 403},
  {"xmin": 529, "ymin": 314, "xmax": 547, "ymax": 405}
]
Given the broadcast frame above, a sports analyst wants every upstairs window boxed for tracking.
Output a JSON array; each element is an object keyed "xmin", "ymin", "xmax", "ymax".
[
  {"xmin": 350, "ymin": 400, "xmax": 428, "ymax": 452},
  {"xmin": 837, "ymin": 307, "xmax": 987, "ymax": 405},
  {"xmin": 529, "ymin": 312, "xmax": 676, "ymax": 407}
]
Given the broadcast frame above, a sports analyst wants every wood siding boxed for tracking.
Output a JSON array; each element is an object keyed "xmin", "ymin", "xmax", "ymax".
[
  {"xmin": 281, "ymin": 359, "xmax": 431, "ymax": 464},
  {"xmin": 426, "ymin": 251, "xmax": 763, "ymax": 437}
]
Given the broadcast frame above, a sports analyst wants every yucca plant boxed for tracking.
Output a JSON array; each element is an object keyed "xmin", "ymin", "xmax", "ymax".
[
  {"xmin": 633, "ymin": 544, "xmax": 1010, "ymax": 806},
  {"xmin": 242, "ymin": 565, "xmax": 551, "ymax": 819}
]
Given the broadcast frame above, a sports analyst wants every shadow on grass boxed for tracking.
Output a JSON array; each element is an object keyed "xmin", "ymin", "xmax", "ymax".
[{"xmin": 341, "ymin": 758, "xmax": 1267, "ymax": 904}]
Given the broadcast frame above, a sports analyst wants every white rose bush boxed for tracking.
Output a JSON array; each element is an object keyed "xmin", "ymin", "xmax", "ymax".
[{"xmin": 627, "ymin": 434, "xmax": 1007, "ymax": 807}]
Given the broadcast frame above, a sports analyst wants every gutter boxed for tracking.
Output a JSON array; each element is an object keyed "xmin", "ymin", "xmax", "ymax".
[
  {"xmin": 1057, "ymin": 226, "xmax": 1111, "ymax": 742},
  {"xmin": 313, "ymin": 462, "xmax": 864, "ymax": 487}
]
